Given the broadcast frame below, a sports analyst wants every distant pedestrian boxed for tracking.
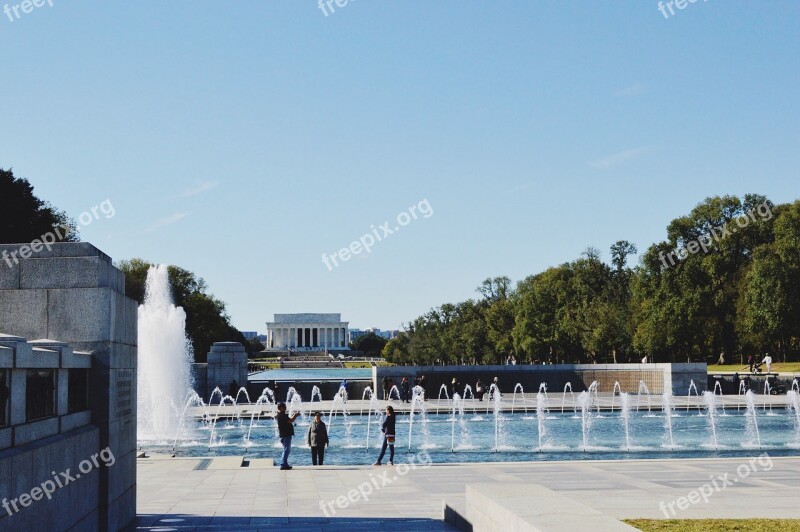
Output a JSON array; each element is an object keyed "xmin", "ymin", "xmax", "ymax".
[
  {"xmin": 475, "ymin": 379, "xmax": 484, "ymax": 401},
  {"xmin": 307, "ymin": 412, "xmax": 329, "ymax": 466},
  {"xmin": 748, "ymin": 354, "xmax": 755, "ymax": 374},
  {"xmin": 373, "ymin": 406, "xmax": 396, "ymax": 466},
  {"xmin": 276, "ymin": 403, "xmax": 300, "ymax": 470},
  {"xmin": 228, "ymin": 380, "xmax": 239, "ymax": 399},
  {"xmin": 717, "ymin": 351, "xmax": 726, "ymax": 365},
  {"xmin": 401, "ymin": 377, "xmax": 410, "ymax": 403},
  {"xmin": 274, "ymin": 382, "xmax": 281, "ymax": 403},
  {"xmin": 762, "ymin": 353, "xmax": 773, "ymax": 374},
  {"xmin": 382, "ymin": 376, "xmax": 390, "ymax": 400}
]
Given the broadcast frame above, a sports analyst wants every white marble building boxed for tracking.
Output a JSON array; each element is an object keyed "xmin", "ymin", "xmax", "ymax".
[{"xmin": 265, "ymin": 313, "xmax": 350, "ymax": 350}]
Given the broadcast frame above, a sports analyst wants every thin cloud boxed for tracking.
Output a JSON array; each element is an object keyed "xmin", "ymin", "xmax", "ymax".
[
  {"xmin": 146, "ymin": 212, "xmax": 189, "ymax": 232},
  {"xmin": 614, "ymin": 83, "xmax": 646, "ymax": 97},
  {"xmin": 589, "ymin": 147, "xmax": 652, "ymax": 169},
  {"xmin": 179, "ymin": 181, "xmax": 219, "ymax": 198}
]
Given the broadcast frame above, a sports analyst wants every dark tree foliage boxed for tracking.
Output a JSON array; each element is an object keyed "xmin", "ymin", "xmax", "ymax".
[
  {"xmin": 0, "ymin": 168, "xmax": 78, "ymax": 244},
  {"xmin": 350, "ymin": 332, "xmax": 388, "ymax": 357}
]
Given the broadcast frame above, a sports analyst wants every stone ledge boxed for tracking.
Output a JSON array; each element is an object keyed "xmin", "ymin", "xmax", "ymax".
[{"xmin": 445, "ymin": 483, "xmax": 640, "ymax": 532}]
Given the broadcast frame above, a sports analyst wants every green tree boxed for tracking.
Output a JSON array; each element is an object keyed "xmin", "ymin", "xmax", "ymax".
[
  {"xmin": 350, "ymin": 332, "xmax": 388, "ymax": 357},
  {"xmin": 0, "ymin": 168, "xmax": 77, "ymax": 244}
]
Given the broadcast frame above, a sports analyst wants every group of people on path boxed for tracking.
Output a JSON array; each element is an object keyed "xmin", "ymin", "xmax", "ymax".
[{"xmin": 274, "ymin": 403, "xmax": 396, "ymax": 470}]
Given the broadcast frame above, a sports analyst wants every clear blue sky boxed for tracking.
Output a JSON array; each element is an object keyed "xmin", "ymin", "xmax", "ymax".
[{"xmin": 2, "ymin": 1, "xmax": 798, "ymax": 332}]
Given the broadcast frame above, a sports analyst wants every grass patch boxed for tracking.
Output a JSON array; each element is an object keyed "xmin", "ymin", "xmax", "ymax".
[
  {"xmin": 708, "ymin": 362, "xmax": 800, "ymax": 373},
  {"xmin": 626, "ymin": 519, "xmax": 800, "ymax": 532}
]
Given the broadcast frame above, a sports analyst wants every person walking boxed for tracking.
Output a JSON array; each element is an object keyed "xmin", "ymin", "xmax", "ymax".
[
  {"xmin": 373, "ymin": 406, "xmax": 396, "ymax": 466},
  {"xmin": 307, "ymin": 412, "xmax": 329, "ymax": 466},
  {"xmin": 747, "ymin": 354, "xmax": 755, "ymax": 374},
  {"xmin": 276, "ymin": 403, "xmax": 300, "ymax": 470},
  {"xmin": 401, "ymin": 377, "xmax": 410, "ymax": 403},
  {"xmin": 762, "ymin": 352, "xmax": 773, "ymax": 374}
]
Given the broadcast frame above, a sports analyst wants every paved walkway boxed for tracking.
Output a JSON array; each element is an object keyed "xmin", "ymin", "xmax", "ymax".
[{"xmin": 136, "ymin": 455, "xmax": 800, "ymax": 531}]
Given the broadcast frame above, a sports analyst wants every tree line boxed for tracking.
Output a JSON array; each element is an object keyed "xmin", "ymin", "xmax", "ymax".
[{"xmin": 383, "ymin": 194, "xmax": 800, "ymax": 366}]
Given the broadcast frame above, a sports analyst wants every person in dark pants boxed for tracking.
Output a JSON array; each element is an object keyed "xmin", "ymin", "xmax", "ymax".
[
  {"xmin": 476, "ymin": 379, "xmax": 484, "ymax": 401},
  {"xmin": 276, "ymin": 403, "xmax": 299, "ymax": 470},
  {"xmin": 373, "ymin": 406, "xmax": 396, "ymax": 466},
  {"xmin": 401, "ymin": 377, "xmax": 410, "ymax": 403},
  {"xmin": 307, "ymin": 412, "xmax": 329, "ymax": 466},
  {"xmin": 382, "ymin": 376, "xmax": 390, "ymax": 400}
]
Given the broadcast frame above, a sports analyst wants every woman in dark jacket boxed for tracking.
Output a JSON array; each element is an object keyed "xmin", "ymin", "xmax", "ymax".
[
  {"xmin": 373, "ymin": 406, "xmax": 396, "ymax": 466},
  {"xmin": 307, "ymin": 412, "xmax": 329, "ymax": 466}
]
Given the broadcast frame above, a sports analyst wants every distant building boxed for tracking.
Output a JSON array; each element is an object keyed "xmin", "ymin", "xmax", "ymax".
[
  {"xmin": 241, "ymin": 331, "xmax": 259, "ymax": 340},
  {"xmin": 350, "ymin": 328, "xmax": 400, "ymax": 342},
  {"xmin": 265, "ymin": 313, "xmax": 350, "ymax": 350}
]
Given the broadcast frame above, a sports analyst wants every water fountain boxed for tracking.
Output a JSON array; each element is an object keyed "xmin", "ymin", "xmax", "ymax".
[
  {"xmin": 137, "ymin": 265, "xmax": 193, "ymax": 440},
  {"xmin": 512, "ymin": 383, "xmax": 527, "ymax": 415},
  {"xmin": 365, "ymin": 389, "xmax": 383, "ymax": 450},
  {"xmin": 793, "ymin": 379, "xmax": 800, "ymax": 394},
  {"xmin": 588, "ymin": 381, "xmax": 600, "ymax": 413},
  {"xmin": 436, "ymin": 384, "xmax": 450, "ymax": 415},
  {"xmin": 763, "ymin": 381, "xmax": 772, "ymax": 413},
  {"xmin": 388, "ymin": 385, "xmax": 401, "ymax": 401},
  {"xmin": 562, "ymin": 382, "xmax": 576, "ymax": 414},
  {"xmin": 611, "ymin": 382, "xmax": 622, "ymax": 412},
  {"xmin": 636, "ymin": 381, "xmax": 651, "ymax": 413},
  {"xmin": 408, "ymin": 385, "xmax": 429, "ymax": 451},
  {"xmin": 620, "ymin": 393, "xmax": 632, "ymax": 450},
  {"xmin": 286, "ymin": 387, "xmax": 306, "ymax": 422},
  {"xmin": 662, "ymin": 391, "xmax": 675, "ymax": 448},
  {"xmin": 686, "ymin": 380, "xmax": 699, "ymax": 412},
  {"xmin": 450, "ymin": 393, "xmax": 470, "ymax": 451},
  {"xmin": 703, "ymin": 391, "xmax": 719, "ymax": 449},
  {"xmin": 311, "ymin": 385, "xmax": 323, "ymax": 403},
  {"xmin": 577, "ymin": 390, "xmax": 593, "ymax": 450},
  {"xmin": 787, "ymin": 390, "xmax": 800, "ymax": 447},
  {"xmin": 463, "ymin": 384, "xmax": 477, "ymax": 415},
  {"xmin": 712, "ymin": 381, "xmax": 726, "ymax": 415},
  {"xmin": 738, "ymin": 379, "xmax": 747, "ymax": 412},
  {"xmin": 489, "ymin": 383, "xmax": 505, "ymax": 451},
  {"xmin": 744, "ymin": 390, "xmax": 761, "ymax": 448},
  {"xmin": 536, "ymin": 389, "xmax": 549, "ymax": 450}
]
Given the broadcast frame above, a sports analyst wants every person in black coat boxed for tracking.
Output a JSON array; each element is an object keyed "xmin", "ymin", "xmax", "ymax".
[
  {"xmin": 307, "ymin": 412, "xmax": 329, "ymax": 466},
  {"xmin": 373, "ymin": 406, "xmax": 396, "ymax": 466},
  {"xmin": 401, "ymin": 377, "xmax": 410, "ymax": 403}
]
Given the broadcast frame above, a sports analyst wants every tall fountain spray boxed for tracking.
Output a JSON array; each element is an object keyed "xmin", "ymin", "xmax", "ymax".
[{"xmin": 137, "ymin": 265, "xmax": 193, "ymax": 440}]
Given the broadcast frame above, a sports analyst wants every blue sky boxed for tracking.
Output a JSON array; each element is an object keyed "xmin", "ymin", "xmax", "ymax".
[{"xmin": 1, "ymin": 1, "xmax": 798, "ymax": 332}]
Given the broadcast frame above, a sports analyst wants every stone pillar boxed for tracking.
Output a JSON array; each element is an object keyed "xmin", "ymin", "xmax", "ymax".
[{"xmin": 0, "ymin": 243, "xmax": 137, "ymax": 531}]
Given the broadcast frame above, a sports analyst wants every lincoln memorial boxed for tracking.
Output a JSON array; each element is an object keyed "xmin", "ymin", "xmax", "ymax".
[{"xmin": 265, "ymin": 313, "xmax": 350, "ymax": 350}]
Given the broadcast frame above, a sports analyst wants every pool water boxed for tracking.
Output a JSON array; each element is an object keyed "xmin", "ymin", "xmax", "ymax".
[{"xmin": 140, "ymin": 410, "xmax": 800, "ymax": 466}]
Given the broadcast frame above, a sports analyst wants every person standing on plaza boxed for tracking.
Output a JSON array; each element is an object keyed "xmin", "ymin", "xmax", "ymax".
[
  {"xmin": 276, "ymin": 403, "xmax": 300, "ymax": 470},
  {"xmin": 401, "ymin": 377, "xmax": 410, "ymax": 403},
  {"xmin": 307, "ymin": 412, "xmax": 329, "ymax": 466},
  {"xmin": 373, "ymin": 405, "xmax": 396, "ymax": 466},
  {"xmin": 747, "ymin": 354, "xmax": 755, "ymax": 374},
  {"xmin": 475, "ymin": 379, "xmax": 484, "ymax": 401}
]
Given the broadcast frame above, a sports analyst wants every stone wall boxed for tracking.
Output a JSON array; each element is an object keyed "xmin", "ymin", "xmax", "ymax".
[
  {"xmin": 203, "ymin": 342, "xmax": 247, "ymax": 400},
  {"xmin": 375, "ymin": 363, "xmax": 708, "ymax": 397},
  {"xmin": 0, "ymin": 243, "xmax": 137, "ymax": 531}
]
